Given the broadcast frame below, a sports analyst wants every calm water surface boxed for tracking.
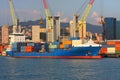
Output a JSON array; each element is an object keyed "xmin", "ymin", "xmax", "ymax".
[{"xmin": 0, "ymin": 56, "xmax": 120, "ymax": 80}]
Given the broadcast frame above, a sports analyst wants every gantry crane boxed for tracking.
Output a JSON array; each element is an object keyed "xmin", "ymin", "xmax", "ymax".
[
  {"xmin": 77, "ymin": 0, "xmax": 94, "ymax": 39},
  {"xmin": 9, "ymin": 0, "xmax": 19, "ymax": 33},
  {"xmin": 42, "ymin": 0, "xmax": 54, "ymax": 42}
]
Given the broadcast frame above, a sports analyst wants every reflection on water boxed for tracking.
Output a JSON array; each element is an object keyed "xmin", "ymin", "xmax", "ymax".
[{"xmin": 0, "ymin": 56, "xmax": 120, "ymax": 80}]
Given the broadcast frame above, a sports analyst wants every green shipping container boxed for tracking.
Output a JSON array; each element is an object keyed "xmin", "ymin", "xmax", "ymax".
[
  {"xmin": 49, "ymin": 44, "xmax": 58, "ymax": 49},
  {"xmin": 115, "ymin": 50, "xmax": 120, "ymax": 54}
]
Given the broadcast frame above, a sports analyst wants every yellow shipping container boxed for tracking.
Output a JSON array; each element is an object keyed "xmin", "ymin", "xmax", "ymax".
[{"xmin": 72, "ymin": 40, "xmax": 82, "ymax": 47}]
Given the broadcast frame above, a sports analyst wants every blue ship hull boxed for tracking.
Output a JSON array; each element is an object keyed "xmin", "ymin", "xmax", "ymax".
[{"xmin": 6, "ymin": 46, "xmax": 102, "ymax": 59}]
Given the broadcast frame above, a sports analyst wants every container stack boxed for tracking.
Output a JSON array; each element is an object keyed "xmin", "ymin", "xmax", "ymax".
[
  {"xmin": 12, "ymin": 42, "xmax": 17, "ymax": 52},
  {"xmin": 10, "ymin": 42, "xmax": 51, "ymax": 53},
  {"xmin": 99, "ymin": 40, "xmax": 120, "ymax": 55},
  {"xmin": 25, "ymin": 46, "xmax": 34, "ymax": 52},
  {"xmin": 34, "ymin": 43, "xmax": 41, "ymax": 52},
  {"xmin": 59, "ymin": 44, "xmax": 64, "ymax": 49},
  {"xmin": 17, "ymin": 42, "xmax": 27, "ymax": 52},
  {"xmin": 0, "ymin": 45, "xmax": 2, "ymax": 54},
  {"xmin": 27, "ymin": 42, "xmax": 35, "ymax": 46},
  {"xmin": 115, "ymin": 41, "xmax": 120, "ymax": 54},
  {"xmin": 44, "ymin": 43, "xmax": 49, "ymax": 52},
  {"xmin": 20, "ymin": 46, "xmax": 25, "ymax": 52},
  {"xmin": 62, "ymin": 40, "xmax": 72, "ymax": 49},
  {"xmin": 99, "ymin": 47, "xmax": 107, "ymax": 54},
  {"xmin": 24, "ymin": 42, "xmax": 34, "ymax": 52}
]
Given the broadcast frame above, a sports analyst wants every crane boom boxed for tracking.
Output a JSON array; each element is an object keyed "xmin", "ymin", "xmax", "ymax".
[
  {"xmin": 42, "ymin": 0, "xmax": 50, "ymax": 17},
  {"xmin": 42, "ymin": 0, "xmax": 61, "ymax": 42},
  {"xmin": 42, "ymin": 0, "xmax": 54, "ymax": 42},
  {"xmin": 43, "ymin": 0, "xmax": 54, "ymax": 42},
  {"xmin": 80, "ymin": 0, "xmax": 94, "ymax": 21},
  {"xmin": 42, "ymin": 0, "xmax": 52, "ymax": 28},
  {"xmin": 9, "ymin": 0, "xmax": 17, "ymax": 26},
  {"xmin": 77, "ymin": 0, "xmax": 94, "ymax": 39}
]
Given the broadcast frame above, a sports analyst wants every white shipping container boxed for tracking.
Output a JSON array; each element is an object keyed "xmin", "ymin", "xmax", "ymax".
[{"xmin": 107, "ymin": 47, "xmax": 115, "ymax": 54}]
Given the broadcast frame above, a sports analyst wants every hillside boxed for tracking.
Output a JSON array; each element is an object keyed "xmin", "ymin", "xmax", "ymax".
[{"xmin": 20, "ymin": 19, "xmax": 102, "ymax": 33}]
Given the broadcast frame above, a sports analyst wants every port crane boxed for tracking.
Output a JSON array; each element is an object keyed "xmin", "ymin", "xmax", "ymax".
[
  {"xmin": 42, "ymin": 0, "xmax": 54, "ymax": 42},
  {"xmin": 9, "ymin": 0, "xmax": 20, "ymax": 33},
  {"xmin": 9, "ymin": 0, "xmax": 18, "ymax": 33},
  {"xmin": 8, "ymin": 0, "xmax": 25, "ymax": 45},
  {"xmin": 77, "ymin": 0, "xmax": 94, "ymax": 39},
  {"xmin": 98, "ymin": 0, "xmax": 106, "ymax": 41},
  {"xmin": 99, "ymin": 16, "xmax": 106, "ymax": 41}
]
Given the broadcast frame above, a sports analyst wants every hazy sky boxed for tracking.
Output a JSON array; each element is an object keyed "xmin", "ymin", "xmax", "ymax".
[{"xmin": 0, "ymin": 0, "xmax": 120, "ymax": 26}]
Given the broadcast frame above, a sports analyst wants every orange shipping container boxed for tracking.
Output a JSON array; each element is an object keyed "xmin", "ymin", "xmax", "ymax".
[
  {"xmin": 107, "ymin": 41, "xmax": 116, "ymax": 45},
  {"xmin": 115, "ymin": 44, "xmax": 120, "ymax": 47},
  {"xmin": 3, "ymin": 45, "xmax": 8, "ymax": 48},
  {"xmin": 115, "ymin": 44, "xmax": 120, "ymax": 50},
  {"xmin": 25, "ymin": 46, "xmax": 34, "ymax": 52},
  {"xmin": 62, "ymin": 40, "xmax": 72, "ymax": 45},
  {"xmin": 59, "ymin": 44, "xmax": 64, "ymax": 49},
  {"xmin": 99, "ymin": 48, "xmax": 107, "ymax": 54}
]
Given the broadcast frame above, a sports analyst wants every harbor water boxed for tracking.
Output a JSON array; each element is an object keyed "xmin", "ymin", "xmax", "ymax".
[{"xmin": 0, "ymin": 56, "xmax": 120, "ymax": 80}]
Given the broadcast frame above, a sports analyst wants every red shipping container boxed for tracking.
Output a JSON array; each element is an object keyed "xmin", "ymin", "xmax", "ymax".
[
  {"xmin": 115, "ymin": 47, "xmax": 120, "ymax": 51},
  {"xmin": 115, "ymin": 41, "xmax": 120, "ymax": 44},
  {"xmin": 99, "ymin": 48, "xmax": 107, "ymax": 54},
  {"xmin": 0, "ymin": 46, "xmax": 3, "ymax": 52}
]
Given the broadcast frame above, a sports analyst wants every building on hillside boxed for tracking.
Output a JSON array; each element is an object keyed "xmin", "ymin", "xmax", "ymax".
[
  {"xmin": 116, "ymin": 21, "xmax": 120, "ymax": 39},
  {"xmin": 32, "ymin": 25, "xmax": 46, "ymax": 42},
  {"xmin": 54, "ymin": 16, "xmax": 60, "ymax": 41},
  {"xmin": 69, "ymin": 15, "xmax": 79, "ymax": 38},
  {"xmin": 2, "ymin": 25, "xmax": 9, "ymax": 44},
  {"xmin": 32, "ymin": 25, "xmax": 40, "ymax": 42},
  {"xmin": 40, "ymin": 28, "xmax": 46, "ymax": 42},
  {"xmin": 104, "ymin": 17, "xmax": 116, "ymax": 40},
  {"xmin": 78, "ymin": 20, "xmax": 87, "ymax": 39},
  {"xmin": 69, "ymin": 20, "xmax": 74, "ymax": 37},
  {"xmin": 0, "ymin": 27, "xmax": 1, "ymax": 43}
]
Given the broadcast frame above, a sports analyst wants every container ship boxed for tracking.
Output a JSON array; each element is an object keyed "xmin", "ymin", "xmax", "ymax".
[
  {"xmin": 6, "ymin": 36, "xmax": 102, "ymax": 59},
  {"xmin": 4, "ymin": 0, "xmax": 102, "ymax": 59}
]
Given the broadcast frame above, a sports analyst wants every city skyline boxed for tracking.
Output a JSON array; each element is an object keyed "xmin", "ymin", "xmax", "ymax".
[{"xmin": 0, "ymin": 0, "xmax": 120, "ymax": 26}]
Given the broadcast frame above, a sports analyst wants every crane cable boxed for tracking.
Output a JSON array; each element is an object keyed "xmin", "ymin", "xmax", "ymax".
[
  {"xmin": 39, "ymin": 0, "xmax": 45, "ymax": 24},
  {"xmin": 76, "ymin": 0, "xmax": 89, "ymax": 19},
  {"xmin": 99, "ymin": 0, "xmax": 105, "ymax": 25}
]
